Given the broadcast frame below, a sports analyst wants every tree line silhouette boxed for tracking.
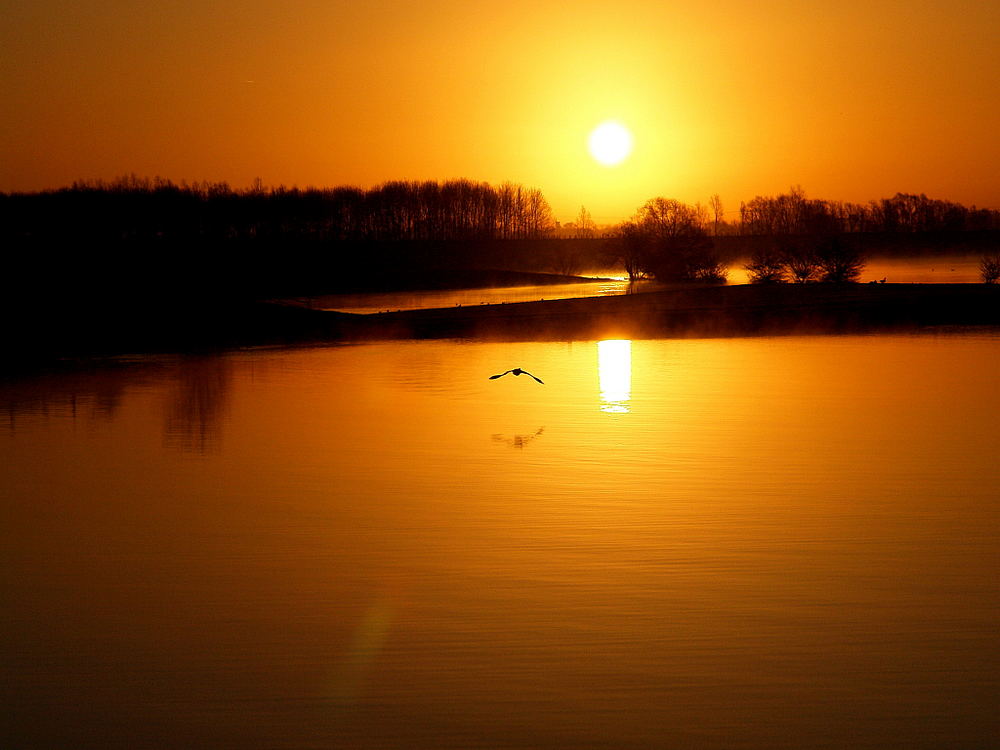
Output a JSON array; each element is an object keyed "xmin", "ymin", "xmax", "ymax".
[
  {"xmin": 6, "ymin": 178, "xmax": 998, "ymax": 245},
  {"xmin": 3, "ymin": 178, "xmax": 998, "ymax": 293},
  {"xmin": 736, "ymin": 186, "xmax": 1000, "ymax": 235},
  {"xmin": 0, "ymin": 175, "xmax": 555, "ymax": 244},
  {"xmin": 609, "ymin": 187, "xmax": 999, "ymax": 284}
]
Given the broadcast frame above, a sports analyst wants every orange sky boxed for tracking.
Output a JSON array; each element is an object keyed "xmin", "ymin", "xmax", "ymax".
[{"xmin": 3, "ymin": 0, "xmax": 998, "ymax": 223}]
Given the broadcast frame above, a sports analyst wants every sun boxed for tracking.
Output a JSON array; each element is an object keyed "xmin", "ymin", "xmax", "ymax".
[{"xmin": 588, "ymin": 121, "xmax": 633, "ymax": 166}]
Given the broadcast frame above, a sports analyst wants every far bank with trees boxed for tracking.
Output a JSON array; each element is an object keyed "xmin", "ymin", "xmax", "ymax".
[{"xmin": 3, "ymin": 178, "xmax": 1000, "ymax": 299}]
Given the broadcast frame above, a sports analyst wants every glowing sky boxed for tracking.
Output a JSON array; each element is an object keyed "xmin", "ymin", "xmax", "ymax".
[{"xmin": 3, "ymin": 0, "xmax": 998, "ymax": 222}]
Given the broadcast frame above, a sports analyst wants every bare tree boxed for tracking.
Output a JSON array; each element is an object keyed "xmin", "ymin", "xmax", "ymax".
[
  {"xmin": 815, "ymin": 236, "xmax": 865, "ymax": 283},
  {"xmin": 575, "ymin": 205, "xmax": 597, "ymax": 238},
  {"xmin": 709, "ymin": 194, "xmax": 724, "ymax": 236},
  {"xmin": 980, "ymin": 254, "xmax": 1000, "ymax": 283},
  {"xmin": 615, "ymin": 221, "xmax": 649, "ymax": 282},
  {"xmin": 525, "ymin": 188, "xmax": 555, "ymax": 238},
  {"xmin": 785, "ymin": 249, "xmax": 819, "ymax": 283},
  {"xmin": 745, "ymin": 243, "xmax": 787, "ymax": 283}
]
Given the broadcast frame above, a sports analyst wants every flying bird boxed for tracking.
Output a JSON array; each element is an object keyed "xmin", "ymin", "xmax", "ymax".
[{"xmin": 489, "ymin": 368, "xmax": 544, "ymax": 384}]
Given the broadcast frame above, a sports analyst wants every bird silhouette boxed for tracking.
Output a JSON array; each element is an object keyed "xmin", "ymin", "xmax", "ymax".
[{"xmin": 489, "ymin": 368, "xmax": 544, "ymax": 384}]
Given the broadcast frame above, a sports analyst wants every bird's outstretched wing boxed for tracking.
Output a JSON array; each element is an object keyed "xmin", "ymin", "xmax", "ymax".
[
  {"xmin": 523, "ymin": 371, "xmax": 544, "ymax": 384},
  {"xmin": 489, "ymin": 370, "xmax": 514, "ymax": 379}
]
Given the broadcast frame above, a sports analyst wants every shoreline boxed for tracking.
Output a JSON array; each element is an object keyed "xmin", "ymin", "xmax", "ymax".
[
  {"xmin": 330, "ymin": 282, "xmax": 1000, "ymax": 341},
  {"xmin": 5, "ymin": 283, "xmax": 1000, "ymax": 371}
]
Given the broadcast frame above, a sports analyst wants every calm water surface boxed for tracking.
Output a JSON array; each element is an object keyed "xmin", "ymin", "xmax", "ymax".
[{"xmin": 2, "ymin": 333, "xmax": 999, "ymax": 749}]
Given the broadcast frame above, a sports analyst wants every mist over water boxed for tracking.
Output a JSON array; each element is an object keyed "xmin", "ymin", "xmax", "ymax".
[{"xmin": 3, "ymin": 333, "xmax": 999, "ymax": 749}]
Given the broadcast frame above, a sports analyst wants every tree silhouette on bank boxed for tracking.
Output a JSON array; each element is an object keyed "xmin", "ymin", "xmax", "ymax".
[
  {"xmin": 615, "ymin": 198, "xmax": 725, "ymax": 282},
  {"xmin": 4, "ymin": 178, "xmax": 999, "ymax": 298},
  {"xmin": 745, "ymin": 235, "xmax": 865, "ymax": 284}
]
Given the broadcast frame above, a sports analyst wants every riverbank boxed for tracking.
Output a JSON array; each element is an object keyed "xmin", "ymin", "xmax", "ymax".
[
  {"xmin": 6, "ymin": 283, "xmax": 1000, "ymax": 370},
  {"xmin": 2, "ymin": 269, "xmax": 603, "ymax": 369},
  {"xmin": 327, "ymin": 283, "xmax": 1000, "ymax": 341}
]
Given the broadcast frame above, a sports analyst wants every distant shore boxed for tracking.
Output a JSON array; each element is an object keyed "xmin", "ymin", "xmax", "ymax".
[{"xmin": 6, "ymin": 282, "xmax": 1000, "ymax": 371}]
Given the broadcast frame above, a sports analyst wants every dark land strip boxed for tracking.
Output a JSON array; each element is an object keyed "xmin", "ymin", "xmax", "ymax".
[
  {"xmin": 326, "ymin": 283, "xmax": 1000, "ymax": 341},
  {"xmin": 6, "ymin": 283, "xmax": 1000, "ymax": 372}
]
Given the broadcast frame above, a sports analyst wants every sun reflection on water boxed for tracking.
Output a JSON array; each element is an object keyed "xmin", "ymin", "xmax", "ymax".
[{"xmin": 598, "ymin": 339, "xmax": 631, "ymax": 414}]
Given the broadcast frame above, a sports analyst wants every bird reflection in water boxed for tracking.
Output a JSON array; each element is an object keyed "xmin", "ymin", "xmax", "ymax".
[
  {"xmin": 598, "ymin": 339, "xmax": 632, "ymax": 414},
  {"xmin": 491, "ymin": 426, "xmax": 545, "ymax": 449}
]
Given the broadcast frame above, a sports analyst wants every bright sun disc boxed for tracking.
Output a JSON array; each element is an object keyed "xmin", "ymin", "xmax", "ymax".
[{"xmin": 588, "ymin": 121, "xmax": 633, "ymax": 166}]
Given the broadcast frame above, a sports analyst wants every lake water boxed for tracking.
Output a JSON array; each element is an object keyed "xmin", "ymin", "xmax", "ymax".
[{"xmin": 3, "ymin": 333, "xmax": 999, "ymax": 749}]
